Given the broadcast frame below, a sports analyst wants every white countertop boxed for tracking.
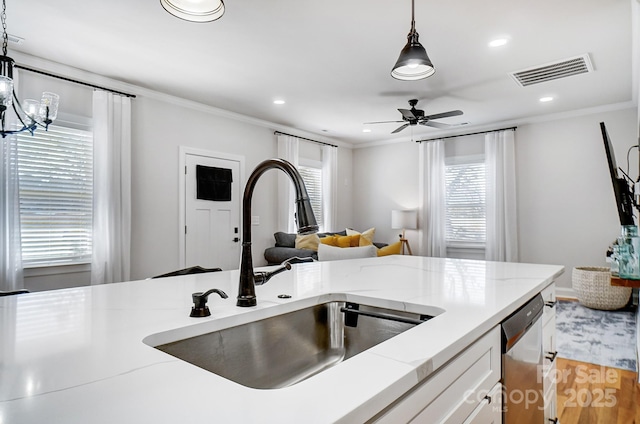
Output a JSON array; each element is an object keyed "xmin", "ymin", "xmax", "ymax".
[{"xmin": 0, "ymin": 255, "xmax": 563, "ymax": 424}]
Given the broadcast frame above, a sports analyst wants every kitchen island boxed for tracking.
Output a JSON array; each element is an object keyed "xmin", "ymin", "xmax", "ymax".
[{"xmin": 0, "ymin": 255, "xmax": 563, "ymax": 423}]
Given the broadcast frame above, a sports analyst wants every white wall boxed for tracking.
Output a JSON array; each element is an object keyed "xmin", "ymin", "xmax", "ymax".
[
  {"xmin": 352, "ymin": 141, "xmax": 421, "ymax": 248},
  {"xmin": 352, "ymin": 107, "xmax": 637, "ymax": 291},
  {"xmin": 131, "ymin": 95, "xmax": 353, "ymax": 280},
  {"xmin": 516, "ymin": 108, "xmax": 637, "ymax": 289},
  {"xmin": 15, "ymin": 57, "xmax": 354, "ymax": 289}
]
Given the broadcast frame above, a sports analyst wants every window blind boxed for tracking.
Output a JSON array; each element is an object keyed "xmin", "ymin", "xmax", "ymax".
[
  {"xmin": 17, "ymin": 125, "xmax": 94, "ymax": 266},
  {"xmin": 298, "ymin": 165, "xmax": 324, "ymax": 231},
  {"xmin": 445, "ymin": 161, "xmax": 486, "ymax": 243}
]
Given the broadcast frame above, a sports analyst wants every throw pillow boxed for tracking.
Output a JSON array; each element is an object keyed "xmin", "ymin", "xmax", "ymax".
[
  {"xmin": 377, "ymin": 241, "xmax": 402, "ymax": 256},
  {"xmin": 317, "ymin": 244, "xmax": 378, "ymax": 261},
  {"xmin": 320, "ymin": 235, "xmax": 339, "ymax": 247},
  {"xmin": 295, "ymin": 233, "xmax": 320, "ymax": 251},
  {"xmin": 274, "ymin": 232, "xmax": 296, "ymax": 248},
  {"xmin": 336, "ymin": 234, "xmax": 360, "ymax": 248},
  {"xmin": 346, "ymin": 227, "xmax": 375, "ymax": 246}
]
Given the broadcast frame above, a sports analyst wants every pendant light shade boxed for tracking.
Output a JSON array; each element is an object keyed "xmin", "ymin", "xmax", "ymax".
[
  {"xmin": 160, "ymin": 0, "xmax": 225, "ymax": 22},
  {"xmin": 391, "ymin": 0, "xmax": 435, "ymax": 81}
]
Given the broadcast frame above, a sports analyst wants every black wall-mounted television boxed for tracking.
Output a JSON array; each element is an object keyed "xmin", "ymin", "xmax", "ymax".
[{"xmin": 600, "ymin": 121, "xmax": 635, "ymax": 226}]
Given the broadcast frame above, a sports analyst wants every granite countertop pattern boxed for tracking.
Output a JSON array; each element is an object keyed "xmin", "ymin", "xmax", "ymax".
[{"xmin": 0, "ymin": 255, "xmax": 563, "ymax": 424}]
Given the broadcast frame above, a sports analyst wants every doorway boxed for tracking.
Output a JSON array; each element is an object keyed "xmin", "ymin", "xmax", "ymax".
[{"xmin": 179, "ymin": 147, "xmax": 244, "ymax": 270}]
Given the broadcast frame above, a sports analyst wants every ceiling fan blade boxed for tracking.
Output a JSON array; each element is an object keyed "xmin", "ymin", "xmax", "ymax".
[
  {"xmin": 424, "ymin": 110, "xmax": 464, "ymax": 120},
  {"xmin": 420, "ymin": 121, "xmax": 453, "ymax": 129},
  {"xmin": 363, "ymin": 120, "xmax": 405, "ymax": 125},
  {"xmin": 398, "ymin": 108, "xmax": 417, "ymax": 120},
  {"xmin": 391, "ymin": 123, "xmax": 410, "ymax": 134}
]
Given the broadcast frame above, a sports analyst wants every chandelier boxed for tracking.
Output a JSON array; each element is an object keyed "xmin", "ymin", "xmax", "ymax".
[{"xmin": 0, "ymin": 0, "xmax": 59, "ymax": 138}]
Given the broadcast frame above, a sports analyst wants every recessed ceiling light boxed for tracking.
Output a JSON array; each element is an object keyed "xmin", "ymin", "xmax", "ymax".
[
  {"xmin": 488, "ymin": 38, "xmax": 508, "ymax": 48},
  {"xmin": 273, "ymin": 99, "xmax": 285, "ymax": 105},
  {"xmin": 539, "ymin": 96, "xmax": 554, "ymax": 103},
  {"xmin": 362, "ymin": 128, "xmax": 372, "ymax": 133}
]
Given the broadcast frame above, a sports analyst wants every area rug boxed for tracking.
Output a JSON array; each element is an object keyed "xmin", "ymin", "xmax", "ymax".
[{"xmin": 555, "ymin": 300, "xmax": 637, "ymax": 371}]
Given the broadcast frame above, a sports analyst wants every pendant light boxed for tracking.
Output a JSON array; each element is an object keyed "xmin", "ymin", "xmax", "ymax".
[
  {"xmin": 391, "ymin": 0, "xmax": 435, "ymax": 81},
  {"xmin": 160, "ymin": 0, "xmax": 225, "ymax": 22},
  {"xmin": 0, "ymin": 0, "xmax": 59, "ymax": 138}
]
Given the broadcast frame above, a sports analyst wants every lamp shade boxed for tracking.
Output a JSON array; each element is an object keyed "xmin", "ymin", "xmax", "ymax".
[
  {"xmin": 160, "ymin": 0, "xmax": 225, "ymax": 22},
  {"xmin": 392, "ymin": 210, "xmax": 417, "ymax": 230},
  {"xmin": 391, "ymin": 32, "xmax": 435, "ymax": 81}
]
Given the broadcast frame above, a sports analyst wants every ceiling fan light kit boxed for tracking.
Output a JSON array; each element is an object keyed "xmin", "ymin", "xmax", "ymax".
[
  {"xmin": 391, "ymin": 0, "xmax": 435, "ymax": 81},
  {"xmin": 160, "ymin": 0, "xmax": 225, "ymax": 22}
]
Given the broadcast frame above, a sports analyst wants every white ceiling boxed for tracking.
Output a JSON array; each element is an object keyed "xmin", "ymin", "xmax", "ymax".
[{"xmin": 8, "ymin": 0, "xmax": 637, "ymax": 146}]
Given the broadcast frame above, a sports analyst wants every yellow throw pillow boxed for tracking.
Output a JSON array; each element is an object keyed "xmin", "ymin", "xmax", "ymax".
[
  {"xmin": 295, "ymin": 233, "xmax": 320, "ymax": 251},
  {"xmin": 346, "ymin": 227, "xmax": 375, "ymax": 246},
  {"xmin": 377, "ymin": 241, "xmax": 402, "ymax": 257},
  {"xmin": 336, "ymin": 235, "xmax": 360, "ymax": 248},
  {"xmin": 320, "ymin": 235, "xmax": 339, "ymax": 247}
]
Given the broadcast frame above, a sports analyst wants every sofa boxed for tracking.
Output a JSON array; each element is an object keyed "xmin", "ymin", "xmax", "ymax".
[{"xmin": 264, "ymin": 230, "xmax": 389, "ymax": 265}]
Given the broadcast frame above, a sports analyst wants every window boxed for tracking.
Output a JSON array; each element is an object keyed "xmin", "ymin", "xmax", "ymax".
[
  {"xmin": 17, "ymin": 125, "xmax": 94, "ymax": 267},
  {"xmin": 298, "ymin": 161, "xmax": 324, "ymax": 231},
  {"xmin": 445, "ymin": 157, "xmax": 486, "ymax": 245}
]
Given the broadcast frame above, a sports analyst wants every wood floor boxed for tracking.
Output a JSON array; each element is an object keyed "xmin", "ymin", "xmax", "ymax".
[{"xmin": 556, "ymin": 357, "xmax": 640, "ymax": 423}]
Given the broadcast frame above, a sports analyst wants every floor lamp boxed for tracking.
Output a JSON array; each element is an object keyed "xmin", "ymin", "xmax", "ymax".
[{"xmin": 392, "ymin": 210, "xmax": 417, "ymax": 255}]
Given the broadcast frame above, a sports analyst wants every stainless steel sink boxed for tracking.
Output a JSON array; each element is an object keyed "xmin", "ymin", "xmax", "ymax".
[{"xmin": 150, "ymin": 301, "xmax": 437, "ymax": 389}]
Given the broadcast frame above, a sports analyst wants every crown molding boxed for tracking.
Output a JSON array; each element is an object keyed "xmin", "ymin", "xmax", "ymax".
[
  {"xmin": 351, "ymin": 101, "xmax": 636, "ymax": 149},
  {"xmin": 9, "ymin": 50, "xmax": 353, "ymax": 149}
]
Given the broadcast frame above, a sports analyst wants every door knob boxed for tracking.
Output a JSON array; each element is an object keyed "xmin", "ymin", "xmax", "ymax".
[{"xmin": 233, "ymin": 237, "xmax": 240, "ymax": 242}]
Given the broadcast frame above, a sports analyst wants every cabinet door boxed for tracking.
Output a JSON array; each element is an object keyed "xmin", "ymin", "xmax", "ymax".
[
  {"xmin": 374, "ymin": 327, "xmax": 501, "ymax": 424},
  {"xmin": 463, "ymin": 383, "xmax": 502, "ymax": 424},
  {"xmin": 541, "ymin": 283, "xmax": 557, "ymax": 327}
]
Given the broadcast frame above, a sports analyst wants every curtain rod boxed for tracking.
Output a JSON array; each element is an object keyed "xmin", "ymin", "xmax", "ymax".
[
  {"xmin": 274, "ymin": 131, "xmax": 338, "ymax": 148},
  {"xmin": 416, "ymin": 126, "xmax": 517, "ymax": 143},
  {"xmin": 15, "ymin": 64, "xmax": 137, "ymax": 98}
]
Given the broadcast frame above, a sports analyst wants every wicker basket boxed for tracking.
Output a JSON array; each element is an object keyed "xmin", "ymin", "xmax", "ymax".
[{"xmin": 572, "ymin": 266, "xmax": 632, "ymax": 310}]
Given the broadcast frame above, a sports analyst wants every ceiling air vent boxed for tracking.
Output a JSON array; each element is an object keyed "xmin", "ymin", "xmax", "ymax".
[{"xmin": 509, "ymin": 54, "xmax": 593, "ymax": 87}]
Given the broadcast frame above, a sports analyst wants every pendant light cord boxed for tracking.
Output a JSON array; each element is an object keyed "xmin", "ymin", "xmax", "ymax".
[
  {"xmin": 410, "ymin": 0, "xmax": 415, "ymax": 32},
  {"xmin": 1, "ymin": 0, "xmax": 7, "ymax": 56}
]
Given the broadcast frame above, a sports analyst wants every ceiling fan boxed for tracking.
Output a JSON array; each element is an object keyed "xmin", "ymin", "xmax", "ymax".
[{"xmin": 365, "ymin": 99, "xmax": 464, "ymax": 134}]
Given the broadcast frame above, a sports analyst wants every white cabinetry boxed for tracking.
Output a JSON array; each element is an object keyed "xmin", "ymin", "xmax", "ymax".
[
  {"xmin": 372, "ymin": 326, "xmax": 501, "ymax": 424},
  {"xmin": 463, "ymin": 382, "xmax": 502, "ymax": 424},
  {"xmin": 541, "ymin": 282, "xmax": 559, "ymax": 424}
]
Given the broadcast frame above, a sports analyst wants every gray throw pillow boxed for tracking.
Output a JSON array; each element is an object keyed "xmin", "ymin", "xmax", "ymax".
[{"xmin": 274, "ymin": 232, "xmax": 296, "ymax": 248}]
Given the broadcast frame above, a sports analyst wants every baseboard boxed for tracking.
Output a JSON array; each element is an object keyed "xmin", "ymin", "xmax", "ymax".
[{"xmin": 556, "ymin": 286, "xmax": 577, "ymax": 300}]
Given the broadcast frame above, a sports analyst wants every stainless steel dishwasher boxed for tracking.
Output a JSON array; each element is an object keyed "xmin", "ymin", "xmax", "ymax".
[{"xmin": 502, "ymin": 293, "xmax": 545, "ymax": 423}]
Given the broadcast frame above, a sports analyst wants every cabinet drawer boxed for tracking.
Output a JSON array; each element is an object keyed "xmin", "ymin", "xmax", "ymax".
[
  {"xmin": 463, "ymin": 382, "xmax": 502, "ymax": 424},
  {"xmin": 372, "ymin": 326, "xmax": 501, "ymax": 424}
]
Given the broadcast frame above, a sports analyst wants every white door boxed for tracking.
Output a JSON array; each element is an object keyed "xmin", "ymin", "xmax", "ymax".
[{"xmin": 185, "ymin": 154, "xmax": 241, "ymax": 270}]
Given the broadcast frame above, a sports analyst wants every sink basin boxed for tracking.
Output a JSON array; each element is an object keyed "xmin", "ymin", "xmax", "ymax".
[{"xmin": 148, "ymin": 300, "xmax": 440, "ymax": 389}]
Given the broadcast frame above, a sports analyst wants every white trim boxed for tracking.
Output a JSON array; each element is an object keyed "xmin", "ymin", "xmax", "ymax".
[
  {"xmin": 445, "ymin": 154, "xmax": 485, "ymax": 166},
  {"xmin": 23, "ymin": 263, "xmax": 91, "ymax": 278},
  {"xmin": 299, "ymin": 158, "xmax": 322, "ymax": 169},
  {"xmin": 556, "ymin": 286, "xmax": 578, "ymax": 300},
  {"xmin": 352, "ymin": 101, "xmax": 636, "ymax": 149},
  {"xmin": 178, "ymin": 146, "xmax": 245, "ymax": 269}
]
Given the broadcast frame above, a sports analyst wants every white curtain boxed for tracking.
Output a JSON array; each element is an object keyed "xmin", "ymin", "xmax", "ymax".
[
  {"xmin": 0, "ymin": 132, "xmax": 23, "ymax": 291},
  {"xmin": 485, "ymin": 129, "xmax": 518, "ymax": 262},
  {"xmin": 91, "ymin": 91, "xmax": 132, "ymax": 284},
  {"xmin": 277, "ymin": 134, "xmax": 299, "ymax": 233},
  {"xmin": 321, "ymin": 145, "xmax": 337, "ymax": 232},
  {"xmin": 419, "ymin": 139, "xmax": 447, "ymax": 257},
  {"xmin": 0, "ymin": 69, "xmax": 23, "ymax": 291}
]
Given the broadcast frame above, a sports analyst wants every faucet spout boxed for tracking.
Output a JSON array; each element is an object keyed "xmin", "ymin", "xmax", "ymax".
[{"xmin": 237, "ymin": 158, "xmax": 318, "ymax": 307}]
